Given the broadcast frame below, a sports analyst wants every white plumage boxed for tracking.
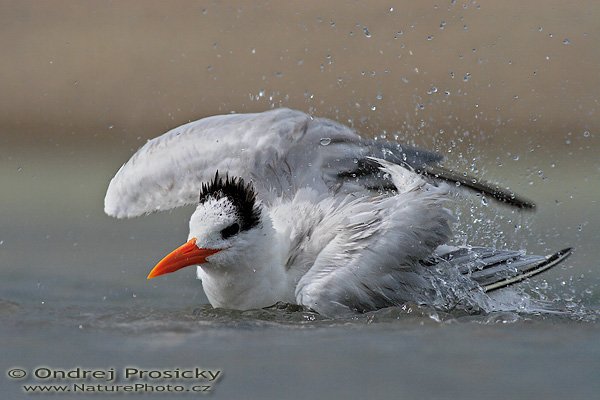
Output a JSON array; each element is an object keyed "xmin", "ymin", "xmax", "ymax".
[{"xmin": 105, "ymin": 108, "xmax": 571, "ymax": 316}]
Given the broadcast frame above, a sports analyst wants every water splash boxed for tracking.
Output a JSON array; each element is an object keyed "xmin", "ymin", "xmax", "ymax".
[{"xmin": 319, "ymin": 137, "xmax": 332, "ymax": 146}]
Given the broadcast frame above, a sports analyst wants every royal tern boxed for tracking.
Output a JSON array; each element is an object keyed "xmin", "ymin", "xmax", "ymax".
[{"xmin": 105, "ymin": 108, "xmax": 571, "ymax": 316}]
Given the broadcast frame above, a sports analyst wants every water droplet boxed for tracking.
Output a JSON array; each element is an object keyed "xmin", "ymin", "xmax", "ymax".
[
  {"xmin": 444, "ymin": 90, "xmax": 451, "ymax": 96},
  {"xmin": 583, "ymin": 130, "xmax": 590, "ymax": 137},
  {"xmin": 251, "ymin": 48, "xmax": 256, "ymax": 54},
  {"xmin": 370, "ymin": 105, "xmax": 377, "ymax": 111},
  {"xmin": 108, "ymin": 125, "xmax": 114, "ymax": 129},
  {"xmin": 562, "ymin": 38, "xmax": 571, "ymax": 45},
  {"xmin": 455, "ymin": 181, "xmax": 461, "ymax": 187},
  {"xmin": 258, "ymin": 90, "xmax": 265, "ymax": 97},
  {"xmin": 394, "ymin": 30, "xmax": 403, "ymax": 39},
  {"xmin": 363, "ymin": 27, "xmax": 371, "ymax": 38},
  {"xmin": 427, "ymin": 35, "xmax": 434, "ymax": 41},
  {"xmin": 440, "ymin": 21, "xmax": 446, "ymax": 30},
  {"xmin": 427, "ymin": 86, "xmax": 438, "ymax": 94},
  {"xmin": 481, "ymin": 197, "xmax": 489, "ymax": 207},
  {"xmin": 376, "ymin": 93, "xmax": 383, "ymax": 100},
  {"xmin": 319, "ymin": 137, "xmax": 332, "ymax": 146},
  {"xmin": 512, "ymin": 154, "xmax": 520, "ymax": 161},
  {"xmin": 463, "ymin": 72, "xmax": 471, "ymax": 82}
]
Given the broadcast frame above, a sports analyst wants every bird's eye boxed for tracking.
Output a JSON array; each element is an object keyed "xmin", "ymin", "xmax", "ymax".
[{"xmin": 220, "ymin": 223, "xmax": 240, "ymax": 239}]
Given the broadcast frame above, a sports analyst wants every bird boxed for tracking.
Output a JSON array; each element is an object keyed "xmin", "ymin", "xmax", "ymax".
[{"xmin": 105, "ymin": 108, "xmax": 572, "ymax": 316}]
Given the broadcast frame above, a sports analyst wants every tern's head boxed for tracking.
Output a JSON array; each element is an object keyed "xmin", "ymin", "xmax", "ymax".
[{"xmin": 147, "ymin": 172, "xmax": 263, "ymax": 279}]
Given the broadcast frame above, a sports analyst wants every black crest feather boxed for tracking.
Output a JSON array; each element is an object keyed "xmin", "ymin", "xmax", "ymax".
[{"xmin": 198, "ymin": 171, "xmax": 261, "ymax": 231}]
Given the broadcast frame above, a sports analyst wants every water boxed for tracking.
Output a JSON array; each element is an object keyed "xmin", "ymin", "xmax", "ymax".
[
  {"xmin": 1, "ymin": 149, "xmax": 599, "ymax": 399},
  {"xmin": 2, "ymin": 301, "xmax": 599, "ymax": 399}
]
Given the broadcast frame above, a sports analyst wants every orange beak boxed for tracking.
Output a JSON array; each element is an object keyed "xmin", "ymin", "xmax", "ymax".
[{"xmin": 147, "ymin": 238, "xmax": 221, "ymax": 279}]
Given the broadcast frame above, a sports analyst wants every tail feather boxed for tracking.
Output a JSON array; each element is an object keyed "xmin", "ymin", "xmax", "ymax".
[
  {"xmin": 481, "ymin": 248, "xmax": 572, "ymax": 292},
  {"xmin": 424, "ymin": 247, "xmax": 573, "ymax": 292}
]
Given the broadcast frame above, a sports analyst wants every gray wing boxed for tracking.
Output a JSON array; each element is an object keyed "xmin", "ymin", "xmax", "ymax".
[
  {"xmin": 105, "ymin": 108, "xmax": 532, "ymax": 218},
  {"xmin": 104, "ymin": 108, "xmax": 441, "ymax": 218},
  {"xmin": 340, "ymin": 155, "xmax": 535, "ymax": 209},
  {"xmin": 105, "ymin": 109, "xmax": 312, "ymax": 217}
]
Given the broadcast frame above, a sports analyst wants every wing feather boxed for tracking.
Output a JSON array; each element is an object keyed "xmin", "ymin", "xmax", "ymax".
[
  {"xmin": 294, "ymin": 161, "xmax": 454, "ymax": 316},
  {"xmin": 105, "ymin": 108, "xmax": 368, "ymax": 217},
  {"xmin": 105, "ymin": 108, "xmax": 532, "ymax": 218}
]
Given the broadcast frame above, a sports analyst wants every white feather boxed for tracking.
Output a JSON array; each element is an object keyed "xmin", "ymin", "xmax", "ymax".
[
  {"xmin": 106, "ymin": 109, "xmax": 568, "ymax": 316},
  {"xmin": 292, "ymin": 162, "xmax": 453, "ymax": 315},
  {"xmin": 105, "ymin": 108, "xmax": 367, "ymax": 218}
]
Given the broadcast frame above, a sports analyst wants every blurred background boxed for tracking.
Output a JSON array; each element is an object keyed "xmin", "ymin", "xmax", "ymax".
[{"xmin": 1, "ymin": 2, "xmax": 599, "ymax": 399}]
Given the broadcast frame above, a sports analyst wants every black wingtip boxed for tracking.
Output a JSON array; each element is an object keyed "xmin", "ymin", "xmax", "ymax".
[
  {"xmin": 421, "ymin": 164, "xmax": 537, "ymax": 211},
  {"xmin": 483, "ymin": 246, "xmax": 574, "ymax": 292},
  {"xmin": 494, "ymin": 190, "xmax": 536, "ymax": 210},
  {"xmin": 547, "ymin": 247, "xmax": 573, "ymax": 262}
]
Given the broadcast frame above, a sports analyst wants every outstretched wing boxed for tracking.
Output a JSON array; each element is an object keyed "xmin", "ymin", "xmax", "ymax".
[
  {"xmin": 105, "ymin": 109, "xmax": 309, "ymax": 218},
  {"xmin": 105, "ymin": 108, "xmax": 533, "ymax": 219},
  {"xmin": 104, "ymin": 108, "xmax": 441, "ymax": 218}
]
